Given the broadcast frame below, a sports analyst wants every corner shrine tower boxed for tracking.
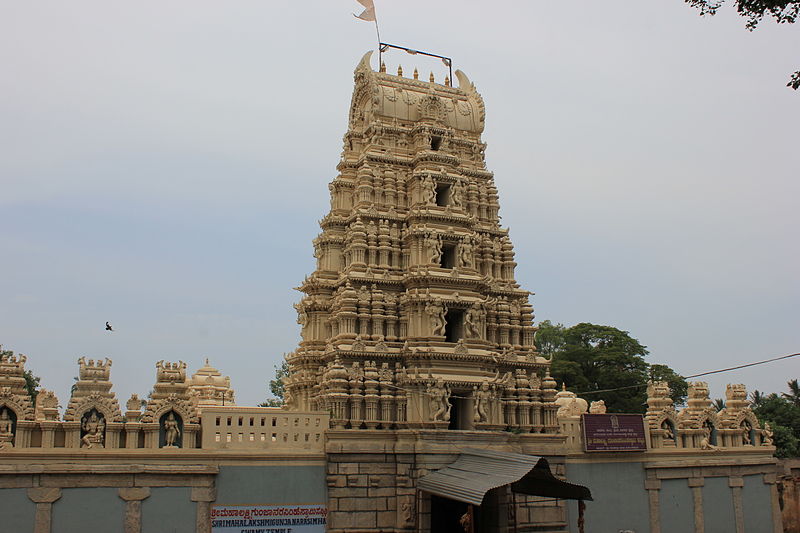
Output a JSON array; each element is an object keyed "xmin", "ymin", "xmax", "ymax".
[{"xmin": 285, "ymin": 51, "xmax": 559, "ymax": 432}]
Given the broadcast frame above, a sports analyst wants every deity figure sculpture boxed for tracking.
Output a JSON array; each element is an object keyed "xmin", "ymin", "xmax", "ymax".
[
  {"xmin": 451, "ymin": 181, "xmax": 464, "ymax": 208},
  {"xmin": 464, "ymin": 306, "xmax": 482, "ymax": 338},
  {"xmin": 426, "ymin": 303, "xmax": 446, "ymax": 337},
  {"xmin": 474, "ymin": 382, "xmax": 490, "ymax": 423},
  {"xmin": 458, "ymin": 241, "xmax": 473, "ymax": 268},
  {"xmin": 700, "ymin": 426, "xmax": 721, "ymax": 451},
  {"xmin": 428, "ymin": 379, "xmax": 451, "ymax": 421},
  {"xmin": 661, "ymin": 420, "xmax": 675, "ymax": 441},
  {"xmin": 163, "ymin": 412, "xmax": 181, "ymax": 447},
  {"xmin": 0, "ymin": 409, "xmax": 13, "ymax": 448},
  {"xmin": 742, "ymin": 421, "xmax": 753, "ymax": 445},
  {"xmin": 762, "ymin": 423, "xmax": 774, "ymax": 446},
  {"xmin": 427, "ymin": 236, "xmax": 442, "ymax": 265},
  {"xmin": 421, "ymin": 176, "xmax": 436, "ymax": 205},
  {"xmin": 80, "ymin": 411, "xmax": 105, "ymax": 449}
]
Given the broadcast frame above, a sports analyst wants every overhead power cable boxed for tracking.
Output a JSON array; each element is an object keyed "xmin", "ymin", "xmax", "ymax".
[{"xmin": 575, "ymin": 351, "xmax": 800, "ymax": 397}]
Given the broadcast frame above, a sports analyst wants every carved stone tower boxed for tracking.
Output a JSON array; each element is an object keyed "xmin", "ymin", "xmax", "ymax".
[{"xmin": 285, "ymin": 52, "xmax": 558, "ymax": 432}]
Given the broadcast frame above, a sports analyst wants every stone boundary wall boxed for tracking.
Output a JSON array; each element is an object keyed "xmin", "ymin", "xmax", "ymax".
[{"xmin": 199, "ymin": 407, "xmax": 328, "ymax": 451}]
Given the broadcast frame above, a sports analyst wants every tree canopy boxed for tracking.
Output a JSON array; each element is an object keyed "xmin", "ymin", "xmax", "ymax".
[
  {"xmin": 685, "ymin": 0, "xmax": 800, "ymax": 89},
  {"xmin": 537, "ymin": 321, "xmax": 688, "ymax": 414},
  {"xmin": 751, "ymin": 380, "xmax": 800, "ymax": 457}
]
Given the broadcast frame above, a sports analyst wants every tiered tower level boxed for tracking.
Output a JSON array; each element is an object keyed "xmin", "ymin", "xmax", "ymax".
[{"xmin": 285, "ymin": 52, "xmax": 559, "ymax": 432}]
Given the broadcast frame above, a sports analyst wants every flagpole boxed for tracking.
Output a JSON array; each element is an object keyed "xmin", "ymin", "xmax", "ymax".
[{"xmin": 375, "ymin": 19, "xmax": 382, "ymax": 68}]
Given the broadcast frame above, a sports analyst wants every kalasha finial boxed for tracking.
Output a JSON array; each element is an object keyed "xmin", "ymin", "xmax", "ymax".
[
  {"xmin": 397, "ymin": 65, "xmax": 403, "ymax": 76},
  {"xmin": 380, "ymin": 61, "xmax": 386, "ymax": 73},
  {"xmin": 429, "ymin": 71, "xmax": 435, "ymax": 83},
  {"xmin": 413, "ymin": 68, "xmax": 419, "ymax": 80},
  {"xmin": 445, "ymin": 76, "xmax": 450, "ymax": 87}
]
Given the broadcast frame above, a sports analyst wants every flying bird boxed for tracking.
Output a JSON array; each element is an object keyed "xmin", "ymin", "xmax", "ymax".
[{"xmin": 105, "ymin": 322, "xmax": 113, "ymax": 332}]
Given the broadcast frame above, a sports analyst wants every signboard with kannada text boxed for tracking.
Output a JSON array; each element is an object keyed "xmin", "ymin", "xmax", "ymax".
[
  {"xmin": 582, "ymin": 413, "xmax": 647, "ymax": 452},
  {"xmin": 211, "ymin": 504, "xmax": 327, "ymax": 533}
]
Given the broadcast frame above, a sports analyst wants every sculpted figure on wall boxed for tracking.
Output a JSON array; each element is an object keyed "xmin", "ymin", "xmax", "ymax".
[
  {"xmin": 451, "ymin": 180, "xmax": 464, "ymax": 208},
  {"xmin": 163, "ymin": 412, "xmax": 181, "ymax": 447},
  {"xmin": 661, "ymin": 420, "xmax": 676, "ymax": 441},
  {"xmin": 474, "ymin": 382, "xmax": 490, "ymax": 423},
  {"xmin": 700, "ymin": 425, "xmax": 721, "ymax": 451},
  {"xmin": 80, "ymin": 410, "xmax": 105, "ymax": 449},
  {"xmin": 0, "ymin": 408, "xmax": 13, "ymax": 448},
  {"xmin": 458, "ymin": 240, "xmax": 474, "ymax": 269},
  {"xmin": 428, "ymin": 379, "xmax": 451, "ymax": 421},
  {"xmin": 464, "ymin": 305, "xmax": 482, "ymax": 338},
  {"xmin": 762, "ymin": 422, "xmax": 774, "ymax": 446},
  {"xmin": 427, "ymin": 236, "xmax": 442, "ymax": 265},
  {"xmin": 421, "ymin": 176, "xmax": 436, "ymax": 205},
  {"xmin": 426, "ymin": 303, "xmax": 446, "ymax": 337}
]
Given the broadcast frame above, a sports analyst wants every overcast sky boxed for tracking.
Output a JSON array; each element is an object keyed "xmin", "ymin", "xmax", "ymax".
[{"xmin": 1, "ymin": 1, "xmax": 797, "ymax": 407}]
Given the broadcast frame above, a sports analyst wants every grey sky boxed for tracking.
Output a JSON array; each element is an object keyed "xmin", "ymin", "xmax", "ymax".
[{"xmin": 1, "ymin": 1, "xmax": 797, "ymax": 407}]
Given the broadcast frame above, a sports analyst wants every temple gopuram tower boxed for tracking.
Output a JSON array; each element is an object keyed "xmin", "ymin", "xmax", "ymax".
[{"xmin": 285, "ymin": 51, "xmax": 558, "ymax": 432}]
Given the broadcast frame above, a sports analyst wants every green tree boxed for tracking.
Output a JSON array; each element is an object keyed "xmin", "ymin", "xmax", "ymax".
[
  {"xmin": 753, "ymin": 382, "xmax": 800, "ymax": 458},
  {"xmin": 260, "ymin": 360, "xmax": 289, "ymax": 407},
  {"xmin": 537, "ymin": 321, "xmax": 688, "ymax": 413},
  {"xmin": 782, "ymin": 378, "xmax": 800, "ymax": 406},
  {"xmin": 685, "ymin": 0, "xmax": 800, "ymax": 89},
  {"xmin": 712, "ymin": 398, "xmax": 726, "ymax": 411},
  {"xmin": 23, "ymin": 370, "xmax": 40, "ymax": 404}
]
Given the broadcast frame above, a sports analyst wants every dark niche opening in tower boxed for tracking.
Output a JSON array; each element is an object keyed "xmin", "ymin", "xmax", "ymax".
[
  {"xmin": 430, "ymin": 135, "xmax": 442, "ymax": 151},
  {"xmin": 444, "ymin": 309, "xmax": 464, "ymax": 343},
  {"xmin": 435, "ymin": 183, "xmax": 451, "ymax": 206},
  {"xmin": 441, "ymin": 243, "xmax": 457, "ymax": 269}
]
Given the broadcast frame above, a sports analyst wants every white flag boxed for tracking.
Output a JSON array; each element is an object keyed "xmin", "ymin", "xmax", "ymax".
[{"xmin": 354, "ymin": 0, "xmax": 376, "ymax": 22}]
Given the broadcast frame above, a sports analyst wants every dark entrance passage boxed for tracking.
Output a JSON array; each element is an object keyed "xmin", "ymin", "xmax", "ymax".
[{"xmin": 430, "ymin": 494, "xmax": 478, "ymax": 533}]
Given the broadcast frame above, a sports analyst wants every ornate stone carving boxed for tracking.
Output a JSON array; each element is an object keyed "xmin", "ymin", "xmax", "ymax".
[
  {"xmin": 80, "ymin": 409, "xmax": 105, "ymax": 448},
  {"xmin": 589, "ymin": 400, "xmax": 606, "ymax": 414},
  {"xmin": 428, "ymin": 379, "xmax": 451, "ymax": 421}
]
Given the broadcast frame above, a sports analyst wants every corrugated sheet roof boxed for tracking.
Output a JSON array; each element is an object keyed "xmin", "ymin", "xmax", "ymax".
[{"xmin": 417, "ymin": 448, "xmax": 592, "ymax": 506}]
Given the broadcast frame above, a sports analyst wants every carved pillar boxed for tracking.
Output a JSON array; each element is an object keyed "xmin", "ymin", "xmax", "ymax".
[
  {"xmin": 688, "ymin": 477, "xmax": 704, "ymax": 533},
  {"xmin": 118, "ymin": 487, "xmax": 151, "ymax": 533},
  {"xmin": 764, "ymin": 472, "xmax": 783, "ymax": 533},
  {"xmin": 644, "ymin": 477, "xmax": 661, "ymax": 533},
  {"xmin": 728, "ymin": 476, "xmax": 744, "ymax": 533},
  {"xmin": 28, "ymin": 487, "xmax": 61, "ymax": 533},
  {"xmin": 192, "ymin": 487, "xmax": 217, "ymax": 533},
  {"xmin": 38, "ymin": 421, "xmax": 58, "ymax": 448}
]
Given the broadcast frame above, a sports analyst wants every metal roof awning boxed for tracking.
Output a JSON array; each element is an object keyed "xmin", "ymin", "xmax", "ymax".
[{"xmin": 417, "ymin": 448, "xmax": 592, "ymax": 506}]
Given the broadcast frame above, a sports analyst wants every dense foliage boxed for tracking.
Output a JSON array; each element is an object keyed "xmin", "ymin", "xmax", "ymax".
[
  {"xmin": 685, "ymin": 0, "xmax": 800, "ymax": 88},
  {"xmin": 537, "ymin": 321, "xmax": 688, "ymax": 414},
  {"xmin": 751, "ymin": 379, "xmax": 800, "ymax": 457}
]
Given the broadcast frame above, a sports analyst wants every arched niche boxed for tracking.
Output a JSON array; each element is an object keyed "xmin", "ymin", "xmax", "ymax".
[
  {"xmin": 703, "ymin": 418, "xmax": 718, "ymax": 446},
  {"xmin": 0, "ymin": 405, "xmax": 18, "ymax": 447},
  {"xmin": 80, "ymin": 408, "xmax": 106, "ymax": 448},
  {"xmin": 159, "ymin": 410, "xmax": 183, "ymax": 448}
]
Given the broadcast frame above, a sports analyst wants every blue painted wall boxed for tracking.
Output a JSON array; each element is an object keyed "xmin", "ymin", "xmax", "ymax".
[
  {"xmin": 703, "ymin": 476, "xmax": 735, "ymax": 533},
  {"xmin": 215, "ymin": 464, "xmax": 327, "ymax": 505},
  {"xmin": 52, "ymin": 488, "xmax": 125, "ymax": 533},
  {"xmin": 142, "ymin": 487, "xmax": 196, "ymax": 533},
  {"xmin": 565, "ymin": 461, "xmax": 650, "ymax": 533},
  {"xmin": 0, "ymin": 488, "xmax": 35, "ymax": 531}
]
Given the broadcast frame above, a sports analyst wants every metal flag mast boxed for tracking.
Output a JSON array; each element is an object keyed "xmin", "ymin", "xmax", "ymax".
[
  {"xmin": 378, "ymin": 42, "xmax": 453, "ymax": 83},
  {"xmin": 355, "ymin": 1, "xmax": 453, "ymax": 81}
]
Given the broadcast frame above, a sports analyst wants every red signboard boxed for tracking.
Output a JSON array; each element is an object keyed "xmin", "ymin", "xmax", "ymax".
[{"xmin": 582, "ymin": 414, "xmax": 647, "ymax": 452}]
